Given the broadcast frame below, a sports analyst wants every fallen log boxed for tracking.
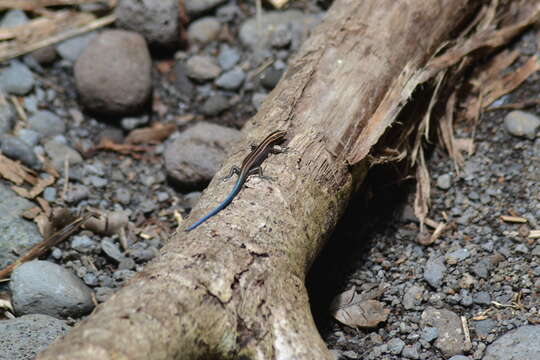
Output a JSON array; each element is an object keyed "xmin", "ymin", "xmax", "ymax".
[{"xmin": 37, "ymin": 0, "xmax": 540, "ymax": 359}]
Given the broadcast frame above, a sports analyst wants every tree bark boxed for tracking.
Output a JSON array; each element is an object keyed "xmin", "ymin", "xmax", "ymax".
[{"xmin": 37, "ymin": 0, "xmax": 537, "ymax": 359}]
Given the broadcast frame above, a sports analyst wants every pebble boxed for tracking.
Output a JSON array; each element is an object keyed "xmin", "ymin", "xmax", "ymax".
[
  {"xmin": 88, "ymin": 175, "xmax": 108, "ymax": 188},
  {"xmin": 28, "ymin": 110, "xmax": 66, "ymax": 138},
  {"xmin": 188, "ymin": 17, "xmax": 221, "ymax": 44},
  {"xmin": 260, "ymin": 67, "xmax": 283, "ymax": 90},
  {"xmin": 0, "ymin": 314, "xmax": 70, "ymax": 360},
  {"xmin": 43, "ymin": 139, "xmax": 83, "ymax": 171},
  {"xmin": 0, "ymin": 97, "xmax": 15, "ymax": 134},
  {"xmin": 101, "ymin": 239, "xmax": 125, "ymax": 263},
  {"xmin": 0, "ymin": 184, "xmax": 43, "ymax": 269},
  {"xmin": 186, "ymin": 55, "xmax": 221, "ymax": 81},
  {"xmin": 514, "ymin": 243, "xmax": 529, "ymax": 254},
  {"xmin": 484, "ymin": 325, "xmax": 540, "ymax": 360},
  {"xmin": 421, "ymin": 307, "xmax": 465, "ymax": 357},
  {"xmin": 532, "ymin": 245, "xmax": 540, "ymax": 256},
  {"xmin": 130, "ymin": 247, "xmax": 158, "ymax": 262},
  {"xmin": 0, "ymin": 60, "xmax": 34, "ymax": 95},
  {"xmin": 185, "ymin": 0, "xmax": 227, "ymax": 16},
  {"xmin": 115, "ymin": 188, "xmax": 131, "ymax": 205},
  {"xmin": 64, "ymin": 184, "xmax": 90, "ymax": 204},
  {"xmin": 0, "ymin": 135, "xmax": 41, "ymax": 169},
  {"xmin": 75, "ymin": 30, "xmax": 152, "ymax": 115},
  {"xmin": 216, "ymin": 4, "xmax": 240, "ymax": 22},
  {"xmin": 424, "ymin": 256, "xmax": 446, "ymax": 288},
  {"xmin": 71, "ymin": 235, "xmax": 96, "ymax": 254},
  {"xmin": 218, "ymin": 44, "xmax": 241, "ymax": 70},
  {"xmin": 174, "ymin": 61, "xmax": 195, "ymax": 101},
  {"xmin": 43, "ymin": 187, "xmax": 55, "ymax": 202},
  {"xmin": 473, "ymin": 291, "xmax": 491, "ymax": 305},
  {"xmin": 474, "ymin": 319, "xmax": 496, "ymax": 338},
  {"xmin": 30, "ymin": 46, "xmax": 57, "ymax": 65},
  {"xmin": 437, "ymin": 173, "xmax": 452, "ymax": 190},
  {"xmin": 387, "ymin": 338, "xmax": 405, "ymax": 355},
  {"xmin": 10, "ymin": 260, "xmax": 95, "ymax": 318},
  {"xmin": 0, "ymin": 9, "xmax": 28, "ymax": 28},
  {"xmin": 115, "ymin": 0, "xmax": 180, "ymax": 48},
  {"xmin": 402, "ymin": 285, "xmax": 424, "ymax": 310},
  {"xmin": 56, "ymin": 33, "xmax": 96, "ymax": 62},
  {"xmin": 215, "ymin": 67, "xmax": 246, "ymax": 90},
  {"xmin": 401, "ymin": 343, "xmax": 421, "ymax": 359},
  {"xmin": 17, "ymin": 128, "xmax": 41, "ymax": 147},
  {"xmin": 271, "ymin": 23, "xmax": 293, "ymax": 48},
  {"xmin": 164, "ymin": 122, "xmax": 241, "ymax": 188},
  {"xmin": 471, "ymin": 259, "xmax": 490, "ymax": 278},
  {"xmin": 121, "ymin": 115, "xmax": 149, "ymax": 131},
  {"xmin": 448, "ymin": 356, "xmax": 470, "ymax": 360},
  {"xmin": 445, "ymin": 248, "xmax": 470, "ymax": 265},
  {"xmin": 421, "ymin": 326, "xmax": 439, "ymax": 342},
  {"xmin": 504, "ymin": 110, "xmax": 540, "ymax": 139},
  {"xmin": 201, "ymin": 94, "xmax": 230, "ymax": 116}
]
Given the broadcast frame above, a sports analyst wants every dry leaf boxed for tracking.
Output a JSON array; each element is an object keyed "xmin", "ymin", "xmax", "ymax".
[
  {"xmin": 331, "ymin": 287, "xmax": 390, "ymax": 328},
  {"xmin": 10, "ymin": 174, "xmax": 55, "ymax": 199},
  {"xmin": 0, "ymin": 153, "xmax": 36, "ymax": 185},
  {"xmin": 125, "ymin": 123, "xmax": 176, "ymax": 144}
]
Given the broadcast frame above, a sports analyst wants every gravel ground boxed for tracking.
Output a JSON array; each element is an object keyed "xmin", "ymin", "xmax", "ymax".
[{"xmin": 0, "ymin": 1, "xmax": 539, "ymax": 359}]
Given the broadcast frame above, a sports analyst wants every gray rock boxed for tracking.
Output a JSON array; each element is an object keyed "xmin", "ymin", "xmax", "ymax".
[
  {"xmin": 474, "ymin": 319, "xmax": 496, "ymax": 338},
  {"xmin": 473, "ymin": 291, "xmax": 491, "ymax": 305},
  {"xmin": 201, "ymin": 94, "xmax": 230, "ymax": 116},
  {"xmin": 0, "ymin": 184, "xmax": 43, "ymax": 269},
  {"xmin": 532, "ymin": 245, "xmax": 540, "ymax": 256},
  {"xmin": 10, "ymin": 260, "xmax": 95, "ymax": 318},
  {"xmin": 115, "ymin": 0, "xmax": 179, "ymax": 48},
  {"xmin": 504, "ymin": 110, "xmax": 540, "ymax": 139},
  {"xmin": 164, "ymin": 122, "xmax": 241, "ymax": 188},
  {"xmin": 424, "ymin": 256, "xmax": 446, "ymax": 288},
  {"xmin": 402, "ymin": 343, "xmax": 421, "ymax": 359},
  {"xmin": 43, "ymin": 187, "xmax": 56, "ymax": 202},
  {"xmin": 75, "ymin": 30, "xmax": 152, "ymax": 116},
  {"xmin": 185, "ymin": 0, "xmax": 227, "ymax": 16},
  {"xmin": 215, "ymin": 67, "xmax": 246, "ymax": 90},
  {"xmin": 218, "ymin": 44, "xmax": 241, "ymax": 70},
  {"xmin": 115, "ymin": 188, "xmax": 131, "ymax": 205},
  {"xmin": 484, "ymin": 325, "xmax": 540, "ymax": 360},
  {"xmin": 448, "ymin": 356, "xmax": 470, "ymax": 360},
  {"xmin": 0, "ymin": 9, "xmax": 28, "ymax": 28},
  {"xmin": 216, "ymin": 4, "xmax": 240, "ymax": 22},
  {"xmin": 0, "ymin": 61, "xmax": 34, "ymax": 95},
  {"xmin": 44, "ymin": 139, "xmax": 83, "ymax": 171},
  {"xmin": 71, "ymin": 235, "xmax": 96, "ymax": 254},
  {"xmin": 0, "ymin": 96, "xmax": 15, "ymax": 134},
  {"xmin": 515, "ymin": 243, "xmax": 529, "ymax": 254},
  {"xmin": 471, "ymin": 258, "xmax": 490, "ymax": 279},
  {"xmin": 188, "ymin": 17, "xmax": 221, "ymax": 44},
  {"xmin": 28, "ymin": 110, "xmax": 65, "ymax": 138},
  {"xmin": 101, "ymin": 239, "xmax": 125, "ymax": 262},
  {"xmin": 445, "ymin": 248, "xmax": 470, "ymax": 265},
  {"xmin": 271, "ymin": 23, "xmax": 293, "ymax": 48},
  {"xmin": 121, "ymin": 115, "xmax": 149, "ymax": 131},
  {"xmin": 186, "ymin": 55, "xmax": 221, "ymax": 81},
  {"xmin": 30, "ymin": 46, "xmax": 57, "ymax": 65},
  {"xmin": 403, "ymin": 285, "xmax": 424, "ymax": 310},
  {"xmin": 64, "ymin": 184, "xmax": 90, "ymax": 204},
  {"xmin": 239, "ymin": 10, "xmax": 320, "ymax": 50},
  {"xmin": 387, "ymin": 338, "xmax": 405, "ymax": 355},
  {"xmin": 56, "ymin": 32, "xmax": 96, "ymax": 62},
  {"xmin": 421, "ymin": 326, "xmax": 439, "ymax": 342},
  {"xmin": 437, "ymin": 173, "xmax": 452, "ymax": 190},
  {"xmin": 260, "ymin": 67, "xmax": 284, "ymax": 90},
  {"xmin": 17, "ymin": 128, "xmax": 41, "ymax": 147},
  {"xmin": 421, "ymin": 307, "xmax": 465, "ymax": 357},
  {"xmin": 0, "ymin": 135, "xmax": 41, "ymax": 169},
  {"xmin": 174, "ymin": 61, "xmax": 195, "ymax": 101},
  {"xmin": 0, "ymin": 314, "xmax": 70, "ymax": 360}
]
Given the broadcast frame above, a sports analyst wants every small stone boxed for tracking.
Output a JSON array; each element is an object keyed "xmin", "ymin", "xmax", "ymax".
[
  {"xmin": 82, "ymin": 272, "xmax": 98, "ymax": 286},
  {"xmin": 44, "ymin": 140, "xmax": 83, "ymax": 171},
  {"xmin": 115, "ymin": 188, "xmax": 131, "ymax": 205},
  {"xmin": 101, "ymin": 239, "xmax": 125, "ymax": 263},
  {"xmin": 471, "ymin": 259, "xmax": 490, "ymax": 279},
  {"xmin": 0, "ymin": 135, "xmax": 41, "ymax": 169},
  {"xmin": 0, "ymin": 9, "xmax": 28, "ymax": 28},
  {"xmin": 448, "ymin": 356, "xmax": 470, "ymax": 360},
  {"xmin": 532, "ymin": 245, "xmax": 540, "ymax": 256},
  {"xmin": 10, "ymin": 261, "xmax": 94, "ymax": 318},
  {"xmin": 28, "ymin": 110, "xmax": 66, "ymax": 138},
  {"xmin": 88, "ymin": 175, "xmax": 108, "ymax": 188},
  {"xmin": 201, "ymin": 94, "xmax": 230, "ymax": 116},
  {"xmin": 71, "ymin": 235, "xmax": 95, "ymax": 253},
  {"xmin": 403, "ymin": 285, "xmax": 424, "ymax": 310},
  {"xmin": 64, "ymin": 184, "xmax": 90, "ymax": 204},
  {"xmin": 484, "ymin": 325, "xmax": 540, "ymax": 360},
  {"xmin": 424, "ymin": 256, "xmax": 446, "ymax": 288},
  {"xmin": 215, "ymin": 67, "xmax": 246, "ymax": 90},
  {"xmin": 188, "ymin": 17, "xmax": 221, "ymax": 44},
  {"xmin": 474, "ymin": 319, "xmax": 496, "ymax": 338},
  {"xmin": 437, "ymin": 173, "xmax": 452, "ymax": 190},
  {"xmin": 174, "ymin": 61, "xmax": 195, "ymax": 101},
  {"xmin": 421, "ymin": 307, "xmax": 465, "ymax": 357},
  {"xmin": 387, "ymin": 338, "xmax": 405, "ymax": 355},
  {"xmin": 445, "ymin": 248, "xmax": 470, "ymax": 265},
  {"xmin": 504, "ymin": 110, "xmax": 540, "ymax": 139},
  {"xmin": 186, "ymin": 55, "xmax": 221, "ymax": 81},
  {"xmin": 515, "ymin": 243, "xmax": 529, "ymax": 254},
  {"xmin": 43, "ymin": 187, "xmax": 56, "ymax": 202},
  {"xmin": 460, "ymin": 294, "xmax": 473, "ymax": 307},
  {"xmin": 459, "ymin": 273, "xmax": 475, "ymax": 289},
  {"xmin": 473, "ymin": 291, "xmax": 491, "ymax": 305},
  {"xmin": 260, "ymin": 67, "xmax": 283, "ymax": 90},
  {"xmin": 30, "ymin": 46, "xmax": 57, "ymax": 65},
  {"xmin": 421, "ymin": 326, "xmax": 439, "ymax": 342},
  {"xmin": 218, "ymin": 44, "xmax": 241, "ymax": 70},
  {"xmin": 56, "ymin": 33, "xmax": 96, "ymax": 62},
  {"xmin": 0, "ymin": 98, "xmax": 15, "ymax": 134},
  {"xmin": 402, "ymin": 343, "xmax": 421, "ymax": 359},
  {"xmin": 113, "ymin": 269, "xmax": 136, "ymax": 282},
  {"xmin": 17, "ymin": 128, "xmax": 41, "ymax": 147},
  {"xmin": 270, "ymin": 23, "xmax": 292, "ymax": 48},
  {"xmin": 130, "ymin": 247, "xmax": 158, "ymax": 262},
  {"xmin": 0, "ymin": 61, "xmax": 34, "ymax": 95}
]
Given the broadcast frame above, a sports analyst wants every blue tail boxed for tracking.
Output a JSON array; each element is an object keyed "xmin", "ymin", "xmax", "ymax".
[{"xmin": 185, "ymin": 180, "xmax": 242, "ymax": 231}]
